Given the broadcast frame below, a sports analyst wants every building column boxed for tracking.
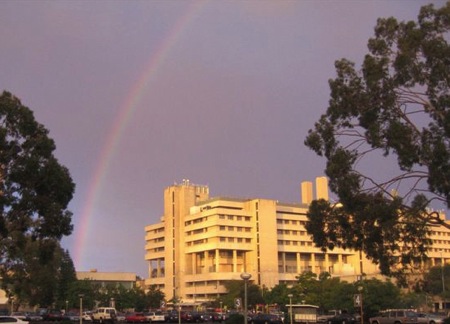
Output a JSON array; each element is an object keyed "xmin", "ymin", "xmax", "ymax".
[
  {"xmin": 233, "ymin": 250, "xmax": 237, "ymax": 273},
  {"xmin": 215, "ymin": 249, "xmax": 220, "ymax": 272},
  {"xmin": 192, "ymin": 253, "xmax": 196, "ymax": 274},
  {"xmin": 325, "ymin": 253, "xmax": 329, "ymax": 273},
  {"xmin": 297, "ymin": 252, "xmax": 301, "ymax": 273},
  {"xmin": 311, "ymin": 253, "xmax": 316, "ymax": 273}
]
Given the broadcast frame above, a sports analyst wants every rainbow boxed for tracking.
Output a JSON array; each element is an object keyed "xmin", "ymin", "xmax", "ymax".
[{"xmin": 73, "ymin": 0, "xmax": 207, "ymax": 269}]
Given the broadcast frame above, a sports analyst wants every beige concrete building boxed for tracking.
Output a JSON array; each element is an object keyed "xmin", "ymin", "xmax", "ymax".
[
  {"xmin": 144, "ymin": 178, "xmax": 450, "ymax": 304},
  {"xmin": 77, "ymin": 269, "xmax": 138, "ymax": 290}
]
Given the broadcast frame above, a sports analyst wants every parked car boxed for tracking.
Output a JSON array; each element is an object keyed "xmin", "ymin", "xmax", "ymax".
[
  {"xmin": 83, "ymin": 312, "xmax": 93, "ymax": 322},
  {"xmin": 116, "ymin": 313, "xmax": 126, "ymax": 322},
  {"xmin": 318, "ymin": 311, "xmax": 342, "ymax": 323},
  {"xmin": 327, "ymin": 312, "xmax": 357, "ymax": 324},
  {"xmin": 416, "ymin": 313, "xmax": 446, "ymax": 324},
  {"xmin": 10, "ymin": 313, "xmax": 27, "ymax": 321},
  {"xmin": 209, "ymin": 313, "xmax": 224, "ymax": 322},
  {"xmin": 125, "ymin": 313, "xmax": 147, "ymax": 323},
  {"xmin": 199, "ymin": 314, "xmax": 212, "ymax": 322},
  {"xmin": 249, "ymin": 313, "xmax": 283, "ymax": 324},
  {"xmin": 26, "ymin": 312, "xmax": 43, "ymax": 322},
  {"xmin": 144, "ymin": 312, "xmax": 165, "ymax": 322},
  {"xmin": 64, "ymin": 312, "xmax": 80, "ymax": 322},
  {"xmin": 0, "ymin": 316, "xmax": 29, "ymax": 324},
  {"xmin": 370, "ymin": 310, "xmax": 418, "ymax": 324},
  {"xmin": 166, "ymin": 312, "xmax": 179, "ymax": 323},
  {"xmin": 92, "ymin": 308, "xmax": 117, "ymax": 324},
  {"xmin": 42, "ymin": 310, "xmax": 64, "ymax": 321}
]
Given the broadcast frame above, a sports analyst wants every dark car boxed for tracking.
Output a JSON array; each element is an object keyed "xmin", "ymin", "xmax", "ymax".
[
  {"xmin": 209, "ymin": 313, "xmax": 224, "ymax": 322},
  {"xmin": 184, "ymin": 312, "xmax": 204, "ymax": 323},
  {"xmin": 250, "ymin": 313, "xmax": 283, "ymax": 324},
  {"xmin": 43, "ymin": 310, "xmax": 64, "ymax": 321},
  {"xmin": 166, "ymin": 312, "xmax": 179, "ymax": 323},
  {"xmin": 327, "ymin": 312, "xmax": 357, "ymax": 324}
]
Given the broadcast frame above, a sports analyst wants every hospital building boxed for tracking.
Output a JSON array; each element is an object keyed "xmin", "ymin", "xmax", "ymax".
[{"xmin": 144, "ymin": 178, "xmax": 450, "ymax": 304}]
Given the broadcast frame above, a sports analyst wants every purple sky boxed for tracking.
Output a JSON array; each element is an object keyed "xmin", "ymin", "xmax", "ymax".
[{"xmin": 1, "ymin": 0, "xmax": 445, "ymax": 278}]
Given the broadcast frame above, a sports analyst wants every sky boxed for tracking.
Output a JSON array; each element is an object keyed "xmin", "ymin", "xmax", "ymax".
[{"xmin": 0, "ymin": 0, "xmax": 446, "ymax": 278}]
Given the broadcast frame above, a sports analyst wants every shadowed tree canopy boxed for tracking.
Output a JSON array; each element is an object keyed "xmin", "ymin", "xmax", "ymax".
[
  {"xmin": 0, "ymin": 91, "xmax": 75, "ymax": 296},
  {"xmin": 304, "ymin": 3, "xmax": 450, "ymax": 281}
]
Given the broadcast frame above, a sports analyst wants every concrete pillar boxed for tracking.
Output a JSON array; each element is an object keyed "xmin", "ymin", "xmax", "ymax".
[
  {"xmin": 301, "ymin": 181, "xmax": 313, "ymax": 204},
  {"xmin": 215, "ymin": 249, "xmax": 220, "ymax": 272},
  {"xmin": 316, "ymin": 177, "xmax": 329, "ymax": 201}
]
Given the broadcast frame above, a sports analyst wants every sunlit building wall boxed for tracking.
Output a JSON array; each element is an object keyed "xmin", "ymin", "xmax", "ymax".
[{"xmin": 144, "ymin": 178, "xmax": 449, "ymax": 304}]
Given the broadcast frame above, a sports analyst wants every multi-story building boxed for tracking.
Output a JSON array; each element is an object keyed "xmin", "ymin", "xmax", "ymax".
[{"xmin": 144, "ymin": 178, "xmax": 450, "ymax": 304}]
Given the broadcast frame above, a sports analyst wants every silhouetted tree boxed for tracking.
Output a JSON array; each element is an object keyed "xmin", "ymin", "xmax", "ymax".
[
  {"xmin": 0, "ymin": 91, "xmax": 75, "ymax": 304},
  {"xmin": 304, "ymin": 2, "xmax": 450, "ymax": 280}
]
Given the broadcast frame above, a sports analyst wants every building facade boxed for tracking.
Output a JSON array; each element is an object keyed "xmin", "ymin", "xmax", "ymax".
[
  {"xmin": 144, "ymin": 178, "xmax": 450, "ymax": 304},
  {"xmin": 77, "ymin": 269, "xmax": 138, "ymax": 290}
]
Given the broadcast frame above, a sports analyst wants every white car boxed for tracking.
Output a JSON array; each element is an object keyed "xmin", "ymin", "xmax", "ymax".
[
  {"xmin": 83, "ymin": 312, "xmax": 93, "ymax": 321},
  {"xmin": 10, "ymin": 313, "xmax": 27, "ymax": 321},
  {"xmin": 0, "ymin": 316, "xmax": 28, "ymax": 324}
]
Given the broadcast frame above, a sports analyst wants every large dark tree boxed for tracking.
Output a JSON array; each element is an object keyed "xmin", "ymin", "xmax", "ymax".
[
  {"xmin": 0, "ymin": 91, "xmax": 75, "ymax": 302},
  {"xmin": 304, "ymin": 3, "xmax": 450, "ymax": 280}
]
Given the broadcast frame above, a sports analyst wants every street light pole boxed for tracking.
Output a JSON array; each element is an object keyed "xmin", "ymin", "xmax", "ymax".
[
  {"xmin": 287, "ymin": 294, "xmax": 293, "ymax": 324},
  {"xmin": 357, "ymin": 286, "xmax": 363, "ymax": 324},
  {"xmin": 240, "ymin": 272, "xmax": 252, "ymax": 324},
  {"xmin": 79, "ymin": 294, "xmax": 84, "ymax": 324}
]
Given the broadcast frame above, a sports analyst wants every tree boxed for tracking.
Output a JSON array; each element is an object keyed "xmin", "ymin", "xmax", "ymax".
[
  {"xmin": 304, "ymin": 3, "xmax": 450, "ymax": 280},
  {"xmin": 146, "ymin": 285, "xmax": 165, "ymax": 310},
  {"xmin": 0, "ymin": 91, "xmax": 75, "ymax": 302},
  {"xmin": 422, "ymin": 264, "xmax": 450, "ymax": 299}
]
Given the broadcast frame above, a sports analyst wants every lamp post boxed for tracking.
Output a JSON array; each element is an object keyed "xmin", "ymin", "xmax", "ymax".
[
  {"xmin": 178, "ymin": 299, "xmax": 182, "ymax": 324},
  {"xmin": 79, "ymin": 294, "xmax": 84, "ymax": 324},
  {"xmin": 357, "ymin": 286, "xmax": 363, "ymax": 324},
  {"xmin": 287, "ymin": 294, "xmax": 293, "ymax": 324},
  {"xmin": 240, "ymin": 272, "xmax": 252, "ymax": 324}
]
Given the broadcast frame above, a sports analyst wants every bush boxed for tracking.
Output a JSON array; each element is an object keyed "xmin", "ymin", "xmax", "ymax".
[{"xmin": 225, "ymin": 313, "xmax": 245, "ymax": 324}]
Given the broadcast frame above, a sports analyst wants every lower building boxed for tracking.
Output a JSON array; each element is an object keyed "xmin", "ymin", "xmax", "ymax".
[
  {"xmin": 144, "ymin": 178, "xmax": 449, "ymax": 304},
  {"xmin": 77, "ymin": 269, "xmax": 139, "ymax": 290}
]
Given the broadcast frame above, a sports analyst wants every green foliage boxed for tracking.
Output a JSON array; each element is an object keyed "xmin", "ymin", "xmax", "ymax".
[
  {"xmin": 422, "ymin": 264, "xmax": 450, "ymax": 299},
  {"xmin": 304, "ymin": 2, "xmax": 450, "ymax": 280},
  {"xmin": 146, "ymin": 285, "xmax": 165, "ymax": 309},
  {"xmin": 0, "ymin": 91, "xmax": 75, "ymax": 305},
  {"xmin": 225, "ymin": 313, "xmax": 244, "ymax": 324},
  {"xmin": 222, "ymin": 280, "xmax": 264, "ymax": 310}
]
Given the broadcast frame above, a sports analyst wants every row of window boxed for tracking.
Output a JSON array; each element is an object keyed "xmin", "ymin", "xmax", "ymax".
[
  {"xmin": 184, "ymin": 214, "xmax": 252, "ymax": 226},
  {"xmin": 431, "ymin": 240, "xmax": 450, "ymax": 245},
  {"xmin": 278, "ymin": 240, "xmax": 314, "ymax": 247},
  {"xmin": 277, "ymin": 229, "xmax": 308, "ymax": 235},
  {"xmin": 277, "ymin": 219, "xmax": 307, "ymax": 226},
  {"xmin": 185, "ymin": 237, "xmax": 252, "ymax": 246},
  {"xmin": 185, "ymin": 225, "xmax": 252, "ymax": 236}
]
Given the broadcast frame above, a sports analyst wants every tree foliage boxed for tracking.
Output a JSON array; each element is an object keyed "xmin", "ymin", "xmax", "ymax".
[
  {"xmin": 0, "ymin": 91, "xmax": 75, "ymax": 303},
  {"xmin": 304, "ymin": 3, "xmax": 450, "ymax": 279}
]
